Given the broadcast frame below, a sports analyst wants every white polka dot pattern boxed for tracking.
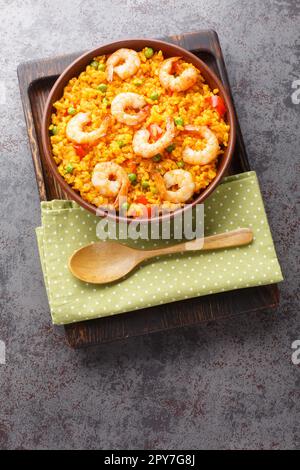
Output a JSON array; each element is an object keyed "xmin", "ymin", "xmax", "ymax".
[{"xmin": 36, "ymin": 172, "xmax": 283, "ymax": 325}]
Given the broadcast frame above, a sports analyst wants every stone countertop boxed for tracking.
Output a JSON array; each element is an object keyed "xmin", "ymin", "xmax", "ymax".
[{"xmin": 0, "ymin": 0, "xmax": 299, "ymax": 450}]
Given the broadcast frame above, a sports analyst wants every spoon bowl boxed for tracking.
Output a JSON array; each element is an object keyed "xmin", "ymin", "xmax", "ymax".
[{"xmin": 69, "ymin": 241, "xmax": 143, "ymax": 284}]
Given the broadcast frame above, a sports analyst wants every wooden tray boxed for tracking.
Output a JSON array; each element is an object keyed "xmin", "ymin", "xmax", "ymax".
[{"xmin": 18, "ymin": 30, "xmax": 279, "ymax": 348}]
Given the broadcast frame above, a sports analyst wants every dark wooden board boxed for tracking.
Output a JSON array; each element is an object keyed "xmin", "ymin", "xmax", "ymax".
[{"xmin": 17, "ymin": 30, "xmax": 279, "ymax": 348}]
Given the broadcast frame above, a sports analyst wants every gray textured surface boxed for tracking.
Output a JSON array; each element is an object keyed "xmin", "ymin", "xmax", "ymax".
[{"xmin": 0, "ymin": 0, "xmax": 299, "ymax": 450}]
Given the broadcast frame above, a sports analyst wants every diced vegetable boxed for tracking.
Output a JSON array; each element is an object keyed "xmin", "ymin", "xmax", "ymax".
[
  {"xmin": 128, "ymin": 173, "xmax": 137, "ymax": 183},
  {"xmin": 144, "ymin": 47, "xmax": 154, "ymax": 59},
  {"xmin": 122, "ymin": 201, "xmax": 130, "ymax": 211},
  {"xmin": 117, "ymin": 140, "xmax": 125, "ymax": 148},
  {"xmin": 177, "ymin": 161, "xmax": 185, "ymax": 168},
  {"xmin": 51, "ymin": 126, "xmax": 58, "ymax": 135},
  {"xmin": 133, "ymin": 79, "xmax": 143, "ymax": 87},
  {"xmin": 98, "ymin": 63, "xmax": 106, "ymax": 71},
  {"xmin": 166, "ymin": 143, "xmax": 176, "ymax": 153},
  {"xmin": 128, "ymin": 162, "xmax": 137, "ymax": 173},
  {"xmin": 65, "ymin": 163, "xmax": 74, "ymax": 173},
  {"xmin": 90, "ymin": 60, "xmax": 99, "ymax": 69},
  {"xmin": 135, "ymin": 196, "xmax": 149, "ymax": 205},
  {"xmin": 206, "ymin": 95, "xmax": 226, "ymax": 117},
  {"xmin": 150, "ymin": 91, "xmax": 159, "ymax": 100},
  {"xmin": 73, "ymin": 144, "xmax": 87, "ymax": 158},
  {"xmin": 97, "ymin": 84, "xmax": 107, "ymax": 92},
  {"xmin": 152, "ymin": 153, "xmax": 162, "ymax": 162},
  {"xmin": 174, "ymin": 117, "xmax": 184, "ymax": 126},
  {"xmin": 141, "ymin": 180, "xmax": 150, "ymax": 189},
  {"xmin": 68, "ymin": 106, "xmax": 76, "ymax": 115},
  {"xmin": 134, "ymin": 196, "xmax": 152, "ymax": 217}
]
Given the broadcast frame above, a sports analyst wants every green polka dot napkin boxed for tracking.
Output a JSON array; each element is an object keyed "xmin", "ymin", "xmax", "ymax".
[{"xmin": 36, "ymin": 171, "xmax": 283, "ymax": 325}]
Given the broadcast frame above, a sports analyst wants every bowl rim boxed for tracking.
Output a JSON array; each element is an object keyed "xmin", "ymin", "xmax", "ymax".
[{"xmin": 42, "ymin": 37, "xmax": 236, "ymax": 223}]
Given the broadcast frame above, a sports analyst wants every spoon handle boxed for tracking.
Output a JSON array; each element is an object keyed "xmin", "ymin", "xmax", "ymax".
[{"xmin": 141, "ymin": 228, "xmax": 253, "ymax": 259}]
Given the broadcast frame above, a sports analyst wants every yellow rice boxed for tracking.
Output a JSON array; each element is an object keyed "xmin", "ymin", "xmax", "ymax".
[{"xmin": 50, "ymin": 48, "xmax": 230, "ymax": 212}]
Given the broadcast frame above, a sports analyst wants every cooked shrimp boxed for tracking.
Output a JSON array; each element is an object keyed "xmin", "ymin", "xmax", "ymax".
[
  {"xmin": 154, "ymin": 169, "xmax": 195, "ymax": 203},
  {"xmin": 159, "ymin": 57, "xmax": 198, "ymax": 92},
  {"xmin": 182, "ymin": 125, "xmax": 219, "ymax": 165},
  {"xmin": 111, "ymin": 92, "xmax": 148, "ymax": 126},
  {"xmin": 132, "ymin": 117, "xmax": 175, "ymax": 158},
  {"xmin": 127, "ymin": 203, "xmax": 148, "ymax": 218},
  {"xmin": 66, "ymin": 112, "xmax": 110, "ymax": 145},
  {"xmin": 91, "ymin": 162, "xmax": 128, "ymax": 206},
  {"xmin": 160, "ymin": 201, "xmax": 181, "ymax": 212},
  {"xmin": 106, "ymin": 48, "xmax": 141, "ymax": 82}
]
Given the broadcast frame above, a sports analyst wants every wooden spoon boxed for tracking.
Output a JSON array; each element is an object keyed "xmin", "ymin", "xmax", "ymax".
[{"xmin": 68, "ymin": 228, "xmax": 253, "ymax": 284}]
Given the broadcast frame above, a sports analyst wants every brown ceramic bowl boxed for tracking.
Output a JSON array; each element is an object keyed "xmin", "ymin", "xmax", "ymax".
[{"xmin": 42, "ymin": 38, "xmax": 236, "ymax": 223}]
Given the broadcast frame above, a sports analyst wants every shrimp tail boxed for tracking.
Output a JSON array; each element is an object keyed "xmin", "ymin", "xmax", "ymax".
[
  {"xmin": 100, "ymin": 115, "xmax": 111, "ymax": 136},
  {"xmin": 106, "ymin": 65, "xmax": 114, "ymax": 82},
  {"xmin": 114, "ymin": 180, "xmax": 129, "ymax": 208},
  {"xmin": 166, "ymin": 116, "xmax": 175, "ymax": 133},
  {"xmin": 183, "ymin": 125, "xmax": 200, "ymax": 133},
  {"xmin": 168, "ymin": 56, "xmax": 182, "ymax": 64},
  {"xmin": 153, "ymin": 172, "xmax": 167, "ymax": 199},
  {"xmin": 134, "ymin": 105, "xmax": 150, "ymax": 126}
]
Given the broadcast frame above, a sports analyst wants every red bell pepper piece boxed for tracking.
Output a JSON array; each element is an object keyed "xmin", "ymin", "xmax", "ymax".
[
  {"xmin": 128, "ymin": 161, "xmax": 137, "ymax": 173},
  {"xmin": 135, "ymin": 196, "xmax": 149, "ymax": 205},
  {"xmin": 206, "ymin": 95, "xmax": 226, "ymax": 117},
  {"xmin": 134, "ymin": 196, "xmax": 152, "ymax": 217},
  {"xmin": 73, "ymin": 144, "xmax": 88, "ymax": 158}
]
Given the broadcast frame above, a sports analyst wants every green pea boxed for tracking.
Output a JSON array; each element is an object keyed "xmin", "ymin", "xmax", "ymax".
[
  {"xmin": 128, "ymin": 173, "xmax": 137, "ymax": 183},
  {"xmin": 174, "ymin": 117, "xmax": 184, "ymax": 126},
  {"xmin": 103, "ymin": 97, "xmax": 109, "ymax": 105},
  {"xmin": 68, "ymin": 106, "xmax": 76, "ymax": 115},
  {"xmin": 97, "ymin": 84, "xmax": 107, "ymax": 92},
  {"xmin": 122, "ymin": 201, "xmax": 130, "ymax": 211},
  {"xmin": 65, "ymin": 163, "xmax": 74, "ymax": 174},
  {"xmin": 51, "ymin": 126, "xmax": 58, "ymax": 135},
  {"xmin": 166, "ymin": 143, "xmax": 176, "ymax": 153},
  {"xmin": 144, "ymin": 47, "xmax": 154, "ymax": 59},
  {"xmin": 98, "ymin": 63, "xmax": 106, "ymax": 71},
  {"xmin": 117, "ymin": 140, "xmax": 125, "ymax": 148},
  {"xmin": 133, "ymin": 79, "xmax": 143, "ymax": 87},
  {"xmin": 152, "ymin": 153, "xmax": 162, "ymax": 162},
  {"xmin": 142, "ymin": 180, "xmax": 150, "ymax": 189},
  {"xmin": 150, "ymin": 91, "xmax": 159, "ymax": 100},
  {"xmin": 177, "ymin": 161, "xmax": 185, "ymax": 168},
  {"xmin": 90, "ymin": 60, "xmax": 99, "ymax": 69}
]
